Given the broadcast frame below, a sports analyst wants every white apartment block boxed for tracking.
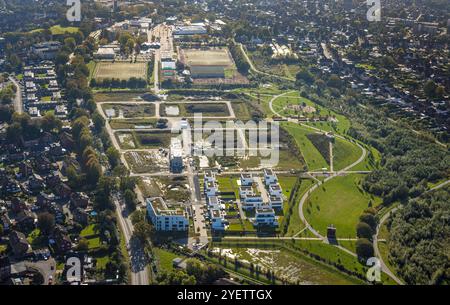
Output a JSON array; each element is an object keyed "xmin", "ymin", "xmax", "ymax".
[
  {"xmin": 240, "ymin": 173, "xmax": 254, "ymax": 186},
  {"xmin": 269, "ymin": 195, "xmax": 283, "ymax": 209},
  {"xmin": 255, "ymin": 208, "xmax": 278, "ymax": 227},
  {"xmin": 146, "ymin": 198, "xmax": 189, "ymax": 231},
  {"xmin": 210, "ymin": 208, "xmax": 226, "ymax": 231},
  {"xmin": 264, "ymin": 169, "xmax": 278, "ymax": 186},
  {"xmin": 204, "ymin": 180, "xmax": 218, "ymax": 197},
  {"xmin": 268, "ymin": 184, "xmax": 283, "ymax": 197},
  {"xmin": 204, "ymin": 170, "xmax": 216, "ymax": 184}
]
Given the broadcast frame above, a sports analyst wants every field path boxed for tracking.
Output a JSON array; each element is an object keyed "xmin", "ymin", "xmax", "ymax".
[{"xmin": 265, "ymin": 88, "xmax": 408, "ymax": 284}]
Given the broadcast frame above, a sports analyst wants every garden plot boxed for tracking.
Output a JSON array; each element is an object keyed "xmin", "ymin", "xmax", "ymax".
[
  {"xmin": 117, "ymin": 133, "xmax": 135, "ymax": 149},
  {"xmin": 124, "ymin": 151, "xmax": 169, "ymax": 173},
  {"xmin": 211, "ymin": 247, "xmax": 355, "ymax": 284},
  {"xmin": 102, "ymin": 103, "xmax": 156, "ymax": 118}
]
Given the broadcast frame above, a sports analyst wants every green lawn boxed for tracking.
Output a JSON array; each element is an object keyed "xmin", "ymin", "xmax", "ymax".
[
  {"xmin": 0, "ymin": 244, "xmax": 7, "ymax": 253},
  {"xmin": 50, "ymin": 25, "xmax": 80, "ymax": 35},
  {"xmin": 305, "ymin": 174, "xmax": 381, "ymax": 238},
  {"xmin": 80, "ymin": 224, "xmax": 98, "ymax": 238},
  {"xmin": 27, "ymin": 229, "xmax": 47, "ymax": 249},
  {"xmin": 87, "ymin": 61, "xmax": 97, "ymax": 81},
  {"xmin": 95, "ymin": 255, "xmax": 110, "ymax": 270},
  {"xmin": 285, "ymin": 179, "xmax": 315, "ymax": 236},
  {"xmin": 351, "ymin": 144, "xmax": 381, "ymax": 171},
  {"xmin": 282, "ymin": 123, "xmax": 328, "ymax": 171},
  {"xmin": 217, "ymin": 176, "xmax": 235, "ymax": 193},
  {"xmin": 154, "ymin": 248, "xmax": 181, "ymax": 272},
  {"xmin": 87, "ymin": 237, "xmax": 102, "ymax": 250},
  {"xmin": 332, "ymin": 137, "xmax": 361, "ymax": 171}
]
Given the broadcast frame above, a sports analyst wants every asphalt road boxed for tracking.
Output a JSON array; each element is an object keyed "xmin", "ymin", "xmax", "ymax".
[
  {"xmin": 113, "ymin": 197, "xmax": 149, "ymax": 285},
  {"xmin": 9, "ymin": 76, "xmax": 23, "ymax": 114}
]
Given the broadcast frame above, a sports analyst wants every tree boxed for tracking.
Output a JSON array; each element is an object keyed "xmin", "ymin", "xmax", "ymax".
[
  {"xmin": 359, "ymin": 213, "xmax": 377, "ymax": 231},
  {"xmin": 124, "ymin": 189, "xmax": 137, "ymax": 211},
  {"xmin": 296, "ymin": 68, "xmax": 314, "ymax": 84},
  {"xmin": 0, "ymin": 224, "xmax": 3, "ymax": 236},
  {"xmin": 133, "ymin": 221, "xmax": 153, "ymax": 243},
  {"xmin": 41, "ymin": 112, "xmax": 62, "ymax": 132},
  {"xmin": 92, "ymin": 110, "xmax": 105, "ymax": 132},
  {"xmin": 355, "ymin": 238, "xmax": 374, "ymax": 260},
  {"xmin": 435, "ymin": 85, "xmax": 445, "ymax": 99},
  {"xmin": 185, "ymin": 259, "xmax": 204, "ymax": 281},
  {"xmin": 327, "ymin": 74, "xmax": 342, "ymax": 89},
  {"xmin": 67, "ymin": 165, "xmax": 82, "ymax": 188},
  {"xmin": 424, "ymin": 80, "xmax": 437, "ymax": 98},
  {"xmin": 106, "ymin": 147, "xmax": 120, "ymax": 168},
  {"xmin": 356, "ymin": 222, "xmax": 374, "ymax": 239},
  {"xmin": 85, "ymin": 159, "xmax": 102, "ymax": 185},
  {"xmin": 76, "ymin": 238, "xmax": 89, "ymax": 251},
  {"xmin": 38, "ymin": 212, "xmax": 55, "ymax": 235}
]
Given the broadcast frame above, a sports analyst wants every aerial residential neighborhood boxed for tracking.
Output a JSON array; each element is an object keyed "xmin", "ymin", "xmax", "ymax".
[{"xmin": 0, "ymin": 0, "xmax": 448, "ymax": 292}]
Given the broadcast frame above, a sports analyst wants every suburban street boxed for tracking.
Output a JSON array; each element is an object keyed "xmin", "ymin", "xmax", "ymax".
[
  {"xmin": 9, "ymin": 76, "xmax": 23, "ymax": 114},
  {"xmin": 113, "ymin": 197, "xmax": 149, "ymax": 285}
]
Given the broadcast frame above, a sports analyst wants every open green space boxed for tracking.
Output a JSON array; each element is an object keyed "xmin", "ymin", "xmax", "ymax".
[
  {"xmin": 210, "ymin": 241, "xmax": 362, "ymax": 284},
  {"xmin": 94, "ymin": 92, "xmax": 144, "ymax": 102},
  {"xmin": 80, "ymin": 224, "xmax": 98, "ymax": 238},
  {"xmin": 332, "ymin": 137, "xmax": 361, "ymax": 171},
  {"xmin": 50, "ymin": 25, "xmax": 80, "ymax": 35},
  {"xmin": 285, "ymin": 178, "xmax": 315, "ymax": 236},
  {"xmin": 154, "ymin": 247, "xmax": 181, "ymax": 272},
  {"xmin": 305, "ymin": 174, "xmax": 382, "ymax": 238},
  {"xmin": 109, "ymin": 118, "xmax": 158, "ymax": 129},
  {"xmin": 282, "ymin": 123, "xmax": 328, "ymax": 171}
]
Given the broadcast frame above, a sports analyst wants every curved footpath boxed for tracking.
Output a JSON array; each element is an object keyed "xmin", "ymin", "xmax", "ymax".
[
  {"xmin": 373, "ymin": 179, "xmax": 450, "ymax": 286},
  {"xmin": 267, "ymin": 89, "xmax": 408, "ymax": 284}
]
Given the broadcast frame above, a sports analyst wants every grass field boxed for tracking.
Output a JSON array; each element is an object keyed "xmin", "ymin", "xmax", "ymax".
[
  {"xmin": 94, "ymin": 92, "xmax": 144, "ymax": 102},
  {"xmin": 247, "ymin": 50, "xmax": 298, "ymax": 80},
  {"xmin": 109, "ymin": 118, "xmax": 158, "ymax": 129},
  {"xmin": 272, "ymin": 95, "xmax": 321, "ymax": 119},
  {"xmin": 231, "ymin": 101, "xmax": 252, "ymax": 121},
  {"xmin": 154, "ymin": 247, "xmax": 181, "ymax": 272},
  {"xmin": 80, "ymin": 224, "xmax": 98, "ymax": 238},
  {"xmin": 333, "ymin": 137, "xmax": 361, "ymax": 171},
  {"xmin": 285, "ymin": 179, "xmax": 315, "ymax": 236},
  {"xmin": 50, "ymin": 25, "xmax": 79, "ymax": 35},
  {"xmin": 304, "ymin": 174, "xmax": 382, "ymax": 238},
  {"xmin": 282, "ymin": 123, "xmax": 329, "ymax": 171},
  {"xmin": 93, "ymin": 62, "xmax": 147, "ymax": 81}
]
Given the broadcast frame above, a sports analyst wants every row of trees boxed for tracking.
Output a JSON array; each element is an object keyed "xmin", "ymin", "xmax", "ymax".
[
  {"xmin": 355, "ymin": 208, "xmax": 378, "ymax": 260},
  {"xmin": 156, "ymin": 258, "xmax": 226, "ymax": 285},
  {"xmin": 5, "ymin": 112, "xmax": 62, "ymax": 145},
  {"xmin": 229, "ymin": 41, "xmax": 250, "ymax": 74},
  {"xmin": 90, "ymin": 77, "xmax": 147, "ymax": 89}
]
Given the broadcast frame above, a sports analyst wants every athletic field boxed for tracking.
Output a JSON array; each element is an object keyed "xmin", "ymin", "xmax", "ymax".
[
  {"xmin": 93, "ymin": 62, "xmax": 147, "ymax": 80},
  {"xmin": 180, "ymin": 48, "xmax": 234, "ymax": 66}
]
